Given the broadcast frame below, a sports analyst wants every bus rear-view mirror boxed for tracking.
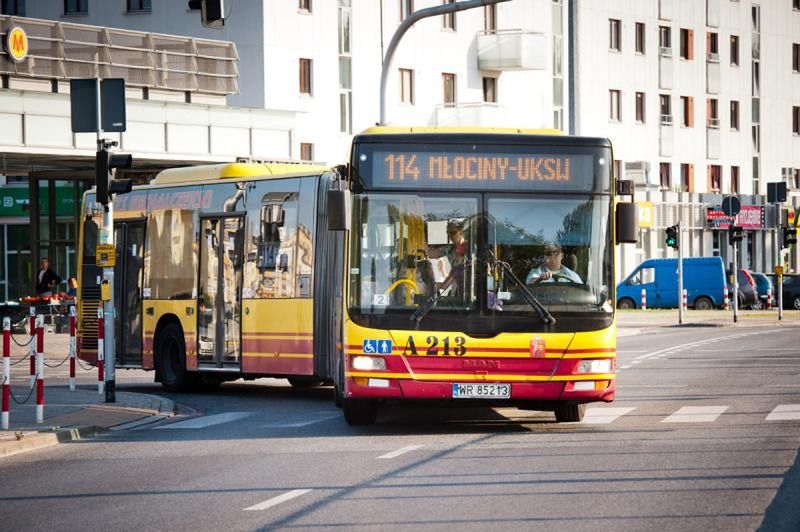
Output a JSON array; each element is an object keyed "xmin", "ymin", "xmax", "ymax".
[
  {"xmin": 327, "ymin": 189, "xmax": 351, "ymax": 231},
  {"xmin": 615, "ymin": 202, "xmax": 638, "ymax": 244}
]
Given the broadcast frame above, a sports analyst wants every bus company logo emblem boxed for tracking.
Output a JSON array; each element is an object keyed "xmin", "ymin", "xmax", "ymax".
[
  {"xmin": 363, "ymin": 339, "xmax": 392, "ymax": 354},
  {"xmin": 5, "ymin": 26, "xmax": 29, "ymax": 63},
  {"xmin": 530, "ymin": 337, "xmax": 546, "ymax": 358}
]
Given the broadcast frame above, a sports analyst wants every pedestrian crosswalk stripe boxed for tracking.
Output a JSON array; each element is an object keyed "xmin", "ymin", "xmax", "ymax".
[
  {"xmin": 766, "ymin": 404, "xmax": 800, "ymax": 421},
  {"xmin": 662, "ymin": 406, "xmax": 728, "ymax": 423},
  {"xmin": 582, "ymin": 407, "xmax": 636, "ymax": 424}
]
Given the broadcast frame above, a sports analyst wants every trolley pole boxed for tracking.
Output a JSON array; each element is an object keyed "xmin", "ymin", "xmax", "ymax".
[{"xmin": 677, "ymin": 220, "xmax": 684, "ymax": 325}]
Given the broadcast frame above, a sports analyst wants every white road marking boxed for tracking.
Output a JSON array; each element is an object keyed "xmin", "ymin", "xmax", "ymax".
[
  {"xmin": 378, "ymin": 444, "xmax": 424, "ymax": 459},
  {"xmin": 662, "ymin": 406, "xmax": 728, "ymax": 423},
  {"xmin": 244, "ymin": 489, "xmax": 312, "ymax": 511},
  {"xmin": 156, "ymin": 412, "xmax": 251, "ymax": 429},
  {"xmin": 582, "ymin": 407, "xmax": 636, "ymax": 424},
  {"xmin": 633, "ymin": 330, "xmax": 781, "ymax": 363},
  {"xmin": 766, "ymin": 405, "xmax": 800, "ymax": 421},
  {"xmin": 620, "ymin": 365, "xmax": 632, "ymax": 369},
  {"xmin": 262, "ymin": 413, "xmax": 340, "ymax": 428}
]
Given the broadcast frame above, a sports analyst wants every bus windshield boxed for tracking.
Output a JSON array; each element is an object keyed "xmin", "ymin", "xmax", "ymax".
[{"xmin": 348, "ymin": 191, "xmax": 613, "ymax": 333}]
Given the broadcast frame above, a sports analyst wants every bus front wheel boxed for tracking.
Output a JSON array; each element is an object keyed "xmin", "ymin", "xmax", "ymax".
[
  {"xmin": 554, "ymin": 402, "xmax": 585, "ymax": 422},
  {"xmin": 155, "ymin": 322, "xmax": 189, "ymax": 392},
  {"xmin": 343, "ymin": 398, "xmax": 378, "ymax": 425}
]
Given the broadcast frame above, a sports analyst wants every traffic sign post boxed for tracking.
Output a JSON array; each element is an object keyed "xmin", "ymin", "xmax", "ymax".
[{"xmin": 722, "ymin": 197, "xmax": 741, "ymax": 324}]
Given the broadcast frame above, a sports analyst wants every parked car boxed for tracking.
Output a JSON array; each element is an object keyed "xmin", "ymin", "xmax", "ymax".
[
  {"xmin": 617, "ymin": 257, "xmax": 726, "ymax": 310},
  {"xmin": 748, "ymin": 271, "xmax": 773, "ymax": 310},
  {"xmin": 727, "ymin": 269, "xmax": 757, "ymax": 309},
  {"xmin": 766, "ymin": 273, "xmax": 800, "ymax": 310}
]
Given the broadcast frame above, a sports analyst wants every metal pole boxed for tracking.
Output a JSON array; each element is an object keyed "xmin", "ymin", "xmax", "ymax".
[
  {"xmin": 102, "ymin": 201, "xmax": 116, "ymax": 403},
  {"xmin": 733, "ymin": 238, "xmax": 738, "ymax": 323},
  {"xmin": 379, "ymin": 0, "xmax": 510, "ymax": 125},
  {"xmin": 677, "ymin": 220, "xmax": 683, "ymax": 324},
  {"xmin": 777, "ymin": 221, "xmax": 783, "ymax": 321}
]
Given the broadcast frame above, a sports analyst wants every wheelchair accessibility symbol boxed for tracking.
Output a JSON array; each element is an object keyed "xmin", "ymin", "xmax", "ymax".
[{"xmin": 363, "ymin": 339, "xmax": 392, "ymax": 354}]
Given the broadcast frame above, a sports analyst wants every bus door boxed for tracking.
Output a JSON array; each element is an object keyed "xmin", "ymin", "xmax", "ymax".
[
  {"xmin": 198, "ymin": 216, "xmax": 244, "ymax": 369},
  {"xmin": 113, "ymin": 220, "xmax": 145, "ymax": 366}
]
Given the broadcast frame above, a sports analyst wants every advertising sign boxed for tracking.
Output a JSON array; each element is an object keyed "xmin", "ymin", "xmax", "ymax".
[{"xmin": 706, "ymin": 205, "xmax": 764, "ymax": 229}]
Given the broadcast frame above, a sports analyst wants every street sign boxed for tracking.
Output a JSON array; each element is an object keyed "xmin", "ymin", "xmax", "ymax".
[
  {"xmin": 774, "ymin": 265, "xmax": 784, "ymax": 275},
  {"xmin": 95, "ymin": 244, "xmax": 116, "ymax": 267},
  {"xmin": 767, "ymin": 182, "xmax": 787, "ymax": 204},
  {"xmin": 721, "ymin": 196, "xmax": 741, "ymax": 217},
  {"xmin": 70, "ymin": 78, "xmax": 127, "ymax": 133}
]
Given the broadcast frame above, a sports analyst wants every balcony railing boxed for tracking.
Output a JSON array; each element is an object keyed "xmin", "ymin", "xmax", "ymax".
[
  {"xmin": 0, "ymin": 15, "xmax": 238, "ymax": 94},
  {"xmin": 659, "ymin": 46, "xmax": 673, "ymax": 57},
  {"xmin": 660, "ymin": 114, "xmax": 673, "ymax": 126},
  {"xmin": 476, "ymin": 29, "xmax": 547, "ymax": 71}
]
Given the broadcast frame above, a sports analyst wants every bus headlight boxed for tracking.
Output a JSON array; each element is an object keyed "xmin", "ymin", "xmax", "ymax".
[
  {"xmin": 576, "ymin": 359, "xmax": 612, "ymax": 374},
  {"xmin": 352, "ymin": 356, "xmax": 387, "ymax": 371}
]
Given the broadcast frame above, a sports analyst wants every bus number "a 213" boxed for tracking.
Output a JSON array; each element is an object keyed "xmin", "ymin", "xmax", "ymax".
[{"xmin": 403, "ymin": 335, "xmax": 467, "ymax": 356}]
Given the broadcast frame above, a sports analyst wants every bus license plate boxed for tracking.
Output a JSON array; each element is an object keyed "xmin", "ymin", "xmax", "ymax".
[{"xmin": 452, "ymin": 383, "xmax": 511, "ymax": 399}]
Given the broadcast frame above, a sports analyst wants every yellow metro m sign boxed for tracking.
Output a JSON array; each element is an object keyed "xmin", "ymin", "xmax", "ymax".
[{"xmin": 5, "ymin": 26, "xmax": 29, "ymax": 63}]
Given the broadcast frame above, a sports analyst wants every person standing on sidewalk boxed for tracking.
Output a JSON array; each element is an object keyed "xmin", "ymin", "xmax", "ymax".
[{"xmin": 36, "ymin": 257, "xmax": 62, "ymax": 297}]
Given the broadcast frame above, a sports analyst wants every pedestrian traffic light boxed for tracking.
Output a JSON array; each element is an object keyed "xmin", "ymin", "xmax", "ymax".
[
  {"xmin": 783, "ymin": 226, "xmax": 798, "ymax": 248},
  {"xmin": 187, "ymin": 0, "xmax": 225, "ymax": 27},
  {"xmin": 95, "ymin": 141, "xmax": 133, "ymax": 206},
  {"xmin": 665, "ymin": 225, "xmax": 678, "ymax": 249},
  {"xmin": 728, "ymin": 224, "xmax": 744, "ymax": 245}
]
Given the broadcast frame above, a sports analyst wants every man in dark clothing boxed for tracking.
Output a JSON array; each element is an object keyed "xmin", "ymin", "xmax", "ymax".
[{"xmin": 36, "ymin": 257, "xmax": 62, "ymax": 296}]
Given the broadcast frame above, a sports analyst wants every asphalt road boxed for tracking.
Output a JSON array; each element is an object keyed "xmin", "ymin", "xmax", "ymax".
[{"xmin": 1, "ymin": 324, "xmax": 799, "ymax": 531}]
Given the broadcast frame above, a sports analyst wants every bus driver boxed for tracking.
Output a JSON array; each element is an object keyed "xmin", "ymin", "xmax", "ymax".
[{"xmin": 526, "ymin": 241, "xmax": 582, "ymax": 285}]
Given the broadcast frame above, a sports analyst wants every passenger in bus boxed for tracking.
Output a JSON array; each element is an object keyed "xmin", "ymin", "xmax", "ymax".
[{"xmin": 526, "ymin": 241, "xmax": 582, "ymax": 284}]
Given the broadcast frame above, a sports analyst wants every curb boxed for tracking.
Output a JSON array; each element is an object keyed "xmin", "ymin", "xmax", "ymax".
[{"xmin": 0, "ymin": 425, "xmax": 106, "ymax": 459}]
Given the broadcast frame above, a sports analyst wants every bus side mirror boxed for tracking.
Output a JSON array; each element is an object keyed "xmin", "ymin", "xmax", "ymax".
[
  {"xmin": 327, "ymin": 189, "xmax": 351, "ymax": 231},
  {"xmin": 615, "ymin": 202, "xmax": 638, "ymax": 244}
]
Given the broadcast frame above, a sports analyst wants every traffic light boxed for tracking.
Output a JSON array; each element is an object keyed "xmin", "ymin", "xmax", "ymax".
[
  {"xmin": 783, "ymin": 226, "xmax": 798, "ymax": 248},
  {"xmin": 665, "ymin": 225, "xmax": 678, "ymax": 249},
  {"xmin": 188, "ymin": 0, "xmax": 225, "ymax": 27},
  {"xmin": 728, "ymin": 224, "xmax": 744, "ymax": 245},
  {"xmin": 95, "ymin": 143, "xmax": 133, "ymax": 206}
]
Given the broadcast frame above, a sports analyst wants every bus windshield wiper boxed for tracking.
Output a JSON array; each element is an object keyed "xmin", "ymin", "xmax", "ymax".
[
  {"xmin": 410, "ymin": 262, "xmax": 464, "ymax": 324},
  {"xmin": 490, "ymin": 256, "xmax": 555, "ymax": 325}
]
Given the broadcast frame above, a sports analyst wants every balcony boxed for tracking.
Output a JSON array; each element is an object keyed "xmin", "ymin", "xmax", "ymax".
[
  {"xmin": 660, "ymin": 120, "xmax": 674, "ymax": 156},
  {"xmin": 659, "ymin": 0, "xmax": 674, "ymax": 20},
  {"xmin": 659, "ymin": 52, "xmax": 673, "ymax": 89},
  {"xmin": 433, "ymin": 102, "xmax": 513, "ymax": 127},
  {"xmin": 707, "ymin": 127, "xmax": 720, "ymax": 159},
  {"xmin": 707, "ymin": 0, "xmax": 720, "ymax": 27},
  {"xmin": 476, "ymin": 30, "xmax": 547, "ymax": 71},
  {"xmin": 706, "ymin": 60, "xmax": 720, "ymax": 94}
]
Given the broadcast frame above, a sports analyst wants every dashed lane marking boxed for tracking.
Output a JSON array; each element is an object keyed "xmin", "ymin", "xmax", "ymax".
[
  {"xmin": 662, "ymin": 406, "xmax": 728, "ymax": 423},
  {"xmin": 244, "ymin": 489, "xmax": 312, "ymax": 511},
  {"xmin": 766, "ymin": 404, "xmax": 800, "ymax": 421},
  {"xmin": 581, "ymin": 407, "xmax": 636, "ymax": 424},
  {"xmin": 378, "ymin": 444, "xmax": 425, "ymax": 459}
]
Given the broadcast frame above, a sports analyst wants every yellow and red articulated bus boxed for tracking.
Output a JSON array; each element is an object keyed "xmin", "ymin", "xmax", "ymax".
[
  {"xmin": 77, "ymin": 162, "xmax": 346, "ymax": 391},
  {"xmin": 329, "ymin": 127, "xmax": 636, "ymax": 424}
]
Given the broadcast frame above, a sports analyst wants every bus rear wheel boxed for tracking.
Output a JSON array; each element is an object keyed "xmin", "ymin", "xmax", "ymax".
[
  {"xmin": 155, "ymin": 322, "xmax": 189, "ymax": 392},
  {"xmin": 342, "ymin": 398, "xmax": 378, "ymax": 425},
  {"xmin": 554, "ymin": 402, "xmax": 585, "ymax": 422}
]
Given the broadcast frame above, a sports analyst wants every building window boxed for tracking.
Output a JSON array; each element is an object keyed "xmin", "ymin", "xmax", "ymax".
[
  {"xmin": 609, "ymin": 89, "xmax": 621, "ymax": 121},
  {"xmin": 442, "ymin": 0, "xmax": 456, "ymax": 30},
  {"xmin": 64, "ymin": 0, "xmax": 88, "ymax": 15},
  {"xmin": 609, "ymin": 19, "xmax": 621, "ymax": 51},
  {"xmin": 484, "ymin": 4, "xmax": 497, "ymax": 31},
  {"xmin": 680, "ymin": 96, "xmax": 694, "ymax": 127},
  {"xmin": 659, "ymin": 26, "xmax": 671, "ymax": 53},
  {"xmin": 680, "ymin": 28, "xmax": 693, "ymax": 60},
  {"xmin": 730, "ymin": 166, "xmax": 739, "ymax": 194},
  {"xmin": 400, "ymin": 68, "xmax": 414, "ymax": 104},
  {"xmin": 730, "ymin": 100, "xmax": 739, "ymax": 130},
  {"xmin": 635, "ymin": 92, "xmax": 645, "ymax": 123},
  {"xmin": 300, "ymin": 143, "xmax": 313, "ymax": 161},
  {"xmin": 339, "ymin": 92, "xmax": 352, "ymax": 134},
  {"xmin": 730, "ymin": 35, "xmax": 739, "ymax": 66},
  {"xmin": 707, "ymin": 98, "xmax": 719, "ymax": 128},
  {"xmin": 659, "ymin": 162, "xmax": 671, "ymax": 190},
  {"xmin": 299, "ymin": 58, "xmax": 312, "ymax": 95},
  {"xmin": 680, "ymin": 163, "xmax": 693, "ymax": 193},
  {"xmin": 1, "ymin": 0, "xmax": 25, "ymax": 15},
  {"xmin": 443, "ymin": 73, "xmax": 456, "ymax": 105},
  {"xmin": 660, "ymin": 94, "xmax": 672, "ymax": 124},
  {"xmin": 127, "ymin": 0, "xmax": 151, "ymax": 12},
  {"xmin": 793, "ymin": 43, "xmax": 800, "ymax": 72},
  {"xmin": 793, "ymin": 106, "xmax": 800, "ymax": 135},
  {"xmin": 400, "ymin": 0, "xmax": 413, "ymax": 21},
  {"xmin": 299, "ymin": 0, "xmax": 311, "ymax": 13},
  {"xmin": 707, "ymin": 32, "xmax": 719, "ymax": 61},
  {"xmin": 635, "ymin": 22, "xmax": 645, "ymax": 54},
  {"xmin": 483, "ymin": 77, "xmax": 497, "ymax": 103},
  {"xmin": 708, "ymin": 165, "xmax": 721, "ymax": 192}
]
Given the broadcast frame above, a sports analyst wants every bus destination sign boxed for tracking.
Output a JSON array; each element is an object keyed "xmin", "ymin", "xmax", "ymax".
[{"xmin": 364, "ymin": 149, "xmax": 599, "ymax": 192}]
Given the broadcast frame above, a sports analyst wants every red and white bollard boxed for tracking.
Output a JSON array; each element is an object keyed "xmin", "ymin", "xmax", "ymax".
[
  {"xmin": 641, "ymin": 288, "xmax": 647, "ymax": 310},
  {"xmin": 28, "ymin": 306, "xmax": 35, "ymax": 387},
  {"xmin": 97, "ymin": 308, "xmax": 104, "ymax": 395},
  {"xmin": 682, "ymin": 289, "xmax": 688, "ymax": 310},
  {"xmin": 35, "ymin": 314, "xmax": 44, "ymax": 424},
  {"xmin": 767, "ymin": 289, "xmax": 773, "ymax": 310},
  {"xmin": 69, "ymin": 306, "xmax": 76, "ymax": 392},
  {"xmin": 723, "ymin": 288, "xmax": 730, "ymax": 311},
  {"xmin": 2, "ymin": 317, "xmax": 10, "ymax": 430}
]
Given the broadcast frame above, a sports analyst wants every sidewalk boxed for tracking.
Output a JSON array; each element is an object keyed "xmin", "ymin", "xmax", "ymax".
[
  {"xmin": 1, "ymin": 330, "xmax": 174, "ymax": 458},
  {"xmin": 617, "ymin": 308, "xmax": 800, "ymax": 330}
]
